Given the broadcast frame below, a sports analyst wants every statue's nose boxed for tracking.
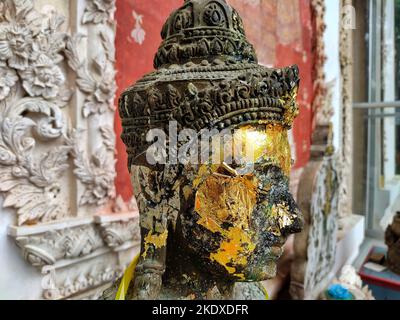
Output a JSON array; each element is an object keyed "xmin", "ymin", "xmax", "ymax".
[
  {"xmin": 280, "ymin": 193, "xmax": 304, "ymax": 237},
  {"xmin": 285, "ymin": 207, "xmax": 304, "ymax": 235}
]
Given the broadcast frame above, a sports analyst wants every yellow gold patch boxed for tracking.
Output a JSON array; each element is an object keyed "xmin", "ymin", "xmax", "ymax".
[
  {"xmin": 192, "ymin": 123, "xmax": 293, "ymax": 278},
  {"xmin": 194, "ymin": 172, "xmax": 258, "ymax": 278},
  {"xmin": 233, "ymin": 124, "xmax": 292, "ymax": 177},
  {"xmin": 142, "ymin": 230, "xmax": 168, "ymax": 259},
  {"xmin": 210, "ymin": 226, "xmax": 256, "ymax": 279}
]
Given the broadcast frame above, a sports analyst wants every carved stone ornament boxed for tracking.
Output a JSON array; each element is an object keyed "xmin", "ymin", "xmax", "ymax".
[
  {"xmin": 0, "ymin": 0, "xmax": 139, "ymax": 300},
  {"xmin": 108, "ymin": 0, "xmax": 303, "ymax": 300},
  {"xmin": 15, "ymin": 223, "xmax": 104, "ymax": 267},
  {"xmin": 288, "ymin": 0, "xmax": 350, "ymax": 300},
  {"xmin": 289, "ymin": 2, "xmax": 339, "ymax": 292},
  {"xmin": 7, "ymin": 210, "xmax": 140, "ymax": 300},
  {"xmin": 310, "ymin": 0, "xmax": 328, "ymax": 125},
  {"xmin": 289, "ymin": 123, "xmax": 339, "ymax": 300},
  {"xmin": 42, "ymin": 264, "xmax": 124, "ymax": 300},
  {"xmin": 338, "ymin": 0, "xmax": 353, "ymax": 220},
  {"xmin": 119, "ymin": 0, "xmax": 300, "ymax": 169}
]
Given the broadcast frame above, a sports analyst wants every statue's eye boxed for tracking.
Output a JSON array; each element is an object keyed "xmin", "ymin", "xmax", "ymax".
[{"xmin": 210, "ymin": 162, "xmax": 239, "ymax": 178}]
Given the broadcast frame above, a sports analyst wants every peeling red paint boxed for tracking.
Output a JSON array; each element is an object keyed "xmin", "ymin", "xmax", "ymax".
[{"xmin": 114, "ymin": 0, "xmax": 182, "ymax": 200}]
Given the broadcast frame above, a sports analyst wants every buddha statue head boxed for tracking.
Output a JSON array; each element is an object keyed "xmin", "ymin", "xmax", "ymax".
[{"xmin": 118, "ymin": 0, "xmax": 303, "ymax": 300}]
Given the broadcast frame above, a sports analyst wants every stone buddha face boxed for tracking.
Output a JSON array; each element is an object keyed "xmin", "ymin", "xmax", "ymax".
[
  {"xmin": 179, "ymin": 123, "xmax": 303, "ymax": 281},
  {"xmin": 130, "ymin": 122, "xmax": 303, "ymax": 289}
]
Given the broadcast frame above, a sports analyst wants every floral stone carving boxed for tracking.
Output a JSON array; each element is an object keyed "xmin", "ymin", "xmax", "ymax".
[
  {"xmin": 82, "ymin": 0, "xmax": 116, "ymax": 25},
  {"xmin": 0, "ymin": 1, "xmax": 73, "ymax": 226},
  {"xmin": 98, "ymin": 215, "xmax": 140, "ymax": 248},
  {"xmin": 69, "ymin": 126, "xmax": 116, "ymax": 206},
  {"xmin": 15, "ymin": 224, "xmax": 104, "ymax": 267},
  {"xmin": 65, "ymin": 31, "xmax": 117, "ymax": 117},
  {"xmin": 0, "ymin": 0, "xmax": 118, "ymax": 225},
  {"xmin": 0, "ymin": 0, "xmax": 137, "ymax": 300}
]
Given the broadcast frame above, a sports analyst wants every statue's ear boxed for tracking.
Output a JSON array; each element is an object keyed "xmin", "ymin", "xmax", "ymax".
[
  {"xmin": 130, "ymin": 165, "xmax": 183, "ymax": 299},
  {"xmin": 132, "ymin": 226, "xmax": 167, "ymax": 300}
]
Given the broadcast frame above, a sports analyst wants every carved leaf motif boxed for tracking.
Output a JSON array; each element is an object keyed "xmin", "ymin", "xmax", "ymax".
[
  {"xmin": 4, "ymin": 183, "xmax": 60, "ymax": 225},
  {"xmin": 99, "ymin": 30, "xmax": 115, "ymax": 62},
  {"xmin": 0, "ymin": 114, "xmax": 70, "ymax": 225},
  {"xmin": 0, "ymin": 62, "xmax": 18, "ymax": 100},
  {"xmin": 64, "ymin": 33, "xmax": 116, "ymax": 118},
  {"xmin": 100, "ymin": 126, "xmax": 116, "ymax": 151},
  {"xmin": 82, "ymin": 0, "xmax": 116, "ymax": 25},
  {"xmin": 0, "ymin": 0, "xmax": 118, "ymax": 228},
  {"xmin": 0, "ymin": 170, "xmax": 22, "ymax": 192},
  {"xmin": 100, "ymin": 216, "xmax": 141, "ymax": 247},
  {"xmin": 35, "ymin": 11, "xmax": 67, "ymax": 64},
  {"xmin": 0, "ymin": 146, "xmax": 16, "ymax": 165},
  {"xmin": 76, "ymin": 73, "xmax": 96, "ymax": 94},
  {"xmin": 74, "ymin": 156, "xmax": 94, "ymax": 184},
  {"xmin": 13, "ymin": 0, "xmax": 34, "ymax": 20},
  {"xmin": 69, "ymin": 127, "xmax": 116, "ymax": 207},
  {"xmin": 1, "ymin": 117, "xmax": 35, "ymax": 156},
  {"xmin": 63, "ymin": 33, "xmax": 84, "ymax": 71},
  {"xmin": 29, "ymin": 146, "xmax": 70, "ymax": 187}
]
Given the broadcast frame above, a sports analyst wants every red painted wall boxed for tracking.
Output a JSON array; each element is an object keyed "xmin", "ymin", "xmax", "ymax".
[
  {"xmin": 114, "ymin": 0, "xmax": 315, "ymax": 200},
  {"xmin": 114, "ymin": 0, "xmax": 182, "ymax": 199}
]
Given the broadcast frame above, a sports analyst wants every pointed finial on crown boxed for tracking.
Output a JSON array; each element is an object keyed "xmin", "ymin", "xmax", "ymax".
[{"xmin": 155, "ymin": 0, "xmax": 255, "ymax": 68}]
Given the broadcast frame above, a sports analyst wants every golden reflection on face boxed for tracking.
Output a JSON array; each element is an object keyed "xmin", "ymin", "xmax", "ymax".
[{"xmin": 205, "ymin": 123, "xmax": 292, "ymax": 177}]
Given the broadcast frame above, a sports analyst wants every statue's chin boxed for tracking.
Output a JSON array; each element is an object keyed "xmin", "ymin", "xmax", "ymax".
[{"xmin": 261, "ymin": 260, "xmax": 278, "ymax": 279}]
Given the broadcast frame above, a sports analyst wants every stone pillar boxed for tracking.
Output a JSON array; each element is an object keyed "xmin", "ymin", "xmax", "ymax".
[{"xmin": 0, "ymin": 0, "xmax": 140, "ymax": 299}]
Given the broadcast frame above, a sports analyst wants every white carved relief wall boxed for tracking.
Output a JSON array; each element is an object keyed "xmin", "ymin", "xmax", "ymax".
[
  {"xmin": 288, "ymin": 0, "xmax": 341, "ymax": 300},
  {"xmin": 338, "ymin": 0, "xmax": 354, "ymax": 221},
  {"xmin": 0, "ymin": 0, "xmax": 140, "ymax": 299},
  {"xmin": 320, "ymin": 0, "xmax": 354, "ymax": 228},
  {"xmin": 289, "ymin": 129, "xmax": 340, "ymax": 300}
]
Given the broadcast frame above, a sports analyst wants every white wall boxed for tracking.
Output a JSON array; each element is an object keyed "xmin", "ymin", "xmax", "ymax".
[{"xmin": 0, "ymin": 201, "xmax": 43, "ymax": 300}]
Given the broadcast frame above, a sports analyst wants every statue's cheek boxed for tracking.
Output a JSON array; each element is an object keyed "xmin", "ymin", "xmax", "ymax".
[{"xmin": 209, "ymin": 227, "xmax": 256, "ymax": 280}]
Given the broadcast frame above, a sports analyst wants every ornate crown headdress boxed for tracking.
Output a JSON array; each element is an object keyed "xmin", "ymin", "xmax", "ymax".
[{"xmin": 119, "ymin": 0, "xmax": 300, "ymax": 168}]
